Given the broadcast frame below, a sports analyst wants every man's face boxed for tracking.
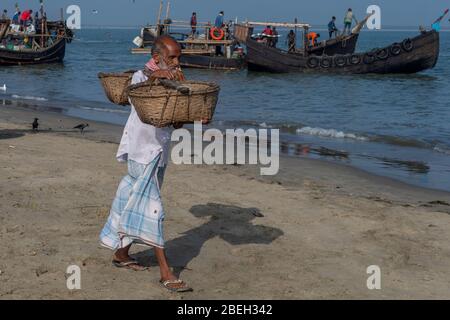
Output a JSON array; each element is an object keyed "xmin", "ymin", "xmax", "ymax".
[{"xmin": 155, "ymin": 41, "xmax": 182, "ymax": 70}]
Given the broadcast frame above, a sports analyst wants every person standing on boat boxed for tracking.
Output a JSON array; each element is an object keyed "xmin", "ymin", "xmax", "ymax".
[
  {"xmin": 214, "ymin": 11, "xmax": 225, "ymax": 56},
  {"xmin": 328, "ymin": 16, "xmax": 338, "ymax": 38},
  {"xmin": 262, "ymin": 25, "xmax": 273, "ymax": 46},
  {"xmin": 20, "ymin": 9, "xmax": 33, "ymax": 31},
  {"xmin": 287, "ymin": 30, "xmax": 296, "ymax": 53},
  {"xmin": 272, "ymin": 27, "xmax": 279, "ymax": 48},
  {"xmin": 215, "ymin": 11, "xmax": 224, "ymax": 28},
  {"xmin": 12, "ymin": 10, "xmax": 20, "ymax": 25},
  {"xmin": 343, "ymin": 8, "xmax": 357, "ymax": 35},
  {"xmin": 100, "ymin": 35, "xmax": 198, "ymax": 293},
  {"xmin": 190, "ymin": 12, "xmax": 197, "ymax": 37}
]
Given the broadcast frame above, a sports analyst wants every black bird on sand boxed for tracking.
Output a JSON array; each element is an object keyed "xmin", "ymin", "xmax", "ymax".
[
  {"xmin": 32, "ymin": 118, "xmax": 39, "ymax": 132},
  {"xmin": 74, "ymin": 123, "xmax": 89, "ymax": 134}
]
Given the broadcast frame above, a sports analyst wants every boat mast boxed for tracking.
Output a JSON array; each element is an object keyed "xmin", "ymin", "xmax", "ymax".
[
  {"xmin": 41, "ymin": 1, "xmax": 45, "ymax": 47},
  {"xmin": 165, "ymin": 1, "xmax": 171, "ymax": 21},
  {"xmin": 303, "ymin": 25, "xmax": 309, "ymax": 56},
  {"xmin": 165, "ymin": 1, "xmax": 171, "ymax": 34},
  {"xmin": 156, "ymin": 0, "xmax": 163, "ymax": 35}
]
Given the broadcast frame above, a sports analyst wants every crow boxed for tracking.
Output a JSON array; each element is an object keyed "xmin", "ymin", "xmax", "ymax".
[
  {"xmin": 74, "ymin": 123, "xmax": 89, "ymax": 134},
  {"xmin": 32, "ymin": 118, "xmax": 39, "ymax": 132}
]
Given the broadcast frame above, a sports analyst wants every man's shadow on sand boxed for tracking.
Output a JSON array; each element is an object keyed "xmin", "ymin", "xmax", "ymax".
[{"xmin": 134, "ymin": 203, "xmax": 283, "ymax": 276}]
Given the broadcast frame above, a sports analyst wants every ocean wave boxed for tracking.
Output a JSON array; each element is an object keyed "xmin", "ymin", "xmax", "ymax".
[
  {"xmin": 296, "ymin": 126, "xmax": 368, "ymax": 141},
  {"xmin": 259, "ymin": 122, "xmax": 273, "ymax": 128},
  {"xmin": 11, "ymin": 95, "xmax": 48, "ymax": 101},
  {"xmin": 434, "ymin": 145, "xmax": 450, "ymax": 155},
  {"xmin": 78, "ymin": 106, "xmax": 129, "ymax": 114}
]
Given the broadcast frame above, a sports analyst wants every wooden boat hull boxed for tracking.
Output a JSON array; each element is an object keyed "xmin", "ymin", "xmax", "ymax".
[
  {"xmin": 246, "ymin": 30, "xmax": 439, "ymax": 74},
  {"xmin": 0, "ymin": 37, "xmax": 66, "ymax": 66},
  {"xmin": 308, "ymin": 33, "xmax": 359, "ymax": 56},
  {"xmin": 180, "ymin": 54, "xmax": 246, "ymax": 70}
]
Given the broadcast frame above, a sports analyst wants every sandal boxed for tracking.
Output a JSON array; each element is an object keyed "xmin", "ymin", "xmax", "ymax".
[
  {"xmin": 160, "ymin": 279, "xmax": 193, "ymax": 293},
  {"xmin": 112, "ymin": 259, "xmax": 148, "ymax": 271}
]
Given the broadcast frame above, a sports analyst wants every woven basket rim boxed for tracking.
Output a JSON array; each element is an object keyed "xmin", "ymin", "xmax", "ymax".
[
  {"xmin": 98, "ymin": 70, "xmax": 137, "ymax": 79},
  {"xmin": 127, "ymin": 80, "xmax": 220, "ymax": 99}
]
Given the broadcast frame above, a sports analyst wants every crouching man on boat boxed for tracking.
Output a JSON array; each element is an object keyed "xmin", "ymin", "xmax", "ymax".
[{"xmin": 99, "ymin": 35, "xmax": 193, "ymax": 293}]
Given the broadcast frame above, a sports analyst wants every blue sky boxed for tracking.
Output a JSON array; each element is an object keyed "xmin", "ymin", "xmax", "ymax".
[{"xmin": 1, "ymin": 0, "xmax": 448, "ymax": 27}]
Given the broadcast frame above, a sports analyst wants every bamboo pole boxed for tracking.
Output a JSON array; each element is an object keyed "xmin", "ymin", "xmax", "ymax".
[
  {"xmin": 165, "ymin": 1, "xmax": 171, "ymax": 33},
  {"xmin": 303, "ymin": 25, "xmax": 309, "ymax": 56},
  {"xmin": 157, "ymin": 0, "xmax": 163, "ymax": 24},
  {"xmin": 41, "ymin": 17, "xmax": 44, "ymax": 47},
  {"xmin": 156, "ymin": 0, "xmax": 163, "ymax": 36},
  {"xmin": 246, "ymin": 21, "xmax": 310, "ymax": 28},
  {"xmin": 165, "ymin": 1, "xmax": 171, "ymax": 21}
]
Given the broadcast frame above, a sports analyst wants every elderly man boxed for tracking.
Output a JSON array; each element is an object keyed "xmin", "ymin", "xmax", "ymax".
[{"xmin": 100, "ymin": 35, "xmax": 192, "ymax": 293}]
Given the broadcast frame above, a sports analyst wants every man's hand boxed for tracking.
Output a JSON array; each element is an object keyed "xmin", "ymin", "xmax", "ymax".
[
  {"xmin": 150, "ymin": 69, "xmax": 186, "ymax": 81},
  {"xmin": 150, "ymin": 70, "xmax": 178, "ymax": 80}
]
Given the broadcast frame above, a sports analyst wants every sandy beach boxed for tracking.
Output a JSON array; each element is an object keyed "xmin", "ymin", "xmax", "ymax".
[{"xmin": 1, "ymin": 105, "xmax": 450, "ymax": 300}]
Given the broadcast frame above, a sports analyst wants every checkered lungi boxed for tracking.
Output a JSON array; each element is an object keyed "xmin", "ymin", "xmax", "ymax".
[{"xmin": 100, "ymin": 154, "xmax": 167, "ymax": 249}]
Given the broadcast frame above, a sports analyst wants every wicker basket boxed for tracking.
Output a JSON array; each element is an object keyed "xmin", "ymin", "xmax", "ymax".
[
  {"xmin": 127, "ymin": 80, "xmax": 220, "ymax": 128},
  {"xmin": 98, "ymin": 71, "xmax": 136, "ymax": 106}
]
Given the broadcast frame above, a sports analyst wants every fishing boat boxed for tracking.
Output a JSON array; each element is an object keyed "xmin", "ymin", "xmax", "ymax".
[
  {"xmin": 234, "ymin": 17, "xmax": 369, "ymax": 57},
  {"xmin": 131, "ymin": 0, "xmax": 246, "ymax": 71},
  {"xmin": 0, "ymin": 18, "xmax": 71, "ymax": 66},
  {"xmin": 245, "ymin": 28, "xmax": 439, "ymax": 74}
]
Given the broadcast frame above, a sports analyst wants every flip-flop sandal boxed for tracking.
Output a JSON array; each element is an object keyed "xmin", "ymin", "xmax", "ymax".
[
  {"xmin": 112, "ymin": 259, "xmax": 148, "ymax": 271},
  {"xmin": 160, "ymin": 279, "xmax": 193, "ymax": 293}
]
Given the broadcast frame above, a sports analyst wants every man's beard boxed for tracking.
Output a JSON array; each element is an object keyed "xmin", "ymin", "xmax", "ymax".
[
  {"xmin": 157, "ymin": 57, "xmax": 179, "ymax": 71},
  {"xmin": 157, "ymin": 58, "xmax": 170, "ymax": 70}
]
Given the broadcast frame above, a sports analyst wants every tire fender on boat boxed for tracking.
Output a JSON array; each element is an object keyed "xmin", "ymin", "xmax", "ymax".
[
  {"xmin": 390, "ymin": 43, "xmax": 402, "ymax": 56},
  {"xmin": 363, "ymin": 51, "xmax": 376, "ymax": 64},
  {"xmin": 320, "ymin": 56, "xmax": 332, "ymax": 68},
  {"xmin": 402, "ymin": 38, "xmax": 414, "ymax": 52},
  {"xmin": 307, "ymin": 56, "xmax": 320, "ymax": 68},
  {"xmin": 376, "ymin": 48, "xmax": 389, "ymax": 60},
  {"xmin": 334, "ymin": 55, "xmax": 347, "ymax": 67},
  {"xmin": 350, "ymin": 54, "xmax": 361, "ymax": 65}
]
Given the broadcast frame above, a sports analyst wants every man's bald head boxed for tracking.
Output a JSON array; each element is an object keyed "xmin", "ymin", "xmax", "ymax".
[{"xmin": 151, "ymin": 35, "xmax": 182, "ymax": 69}]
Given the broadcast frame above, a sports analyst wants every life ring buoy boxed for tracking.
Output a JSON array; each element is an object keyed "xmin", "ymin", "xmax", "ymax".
[
  {"xmin": 390, "ymin": 43, "xmax": 402, "ymax": 56},
  {"xmin": 320, "ymin": 56, "xmax": 332, "ymax": 68},
  {"xmin": 350, "ymin": 54, "xmax": 361, "ymax": 65},
  {"xmin": 402, "ymin": 38, "xmax": 414, "ymax": 52},
  {"xmin": 334, "ymin": 55, "xmax": 347, "ymax": 67},
  {"xmin": 307, "ymin": 56, "xmax": 320, "ymax": 68},
  {"xmin": 376, "ymin": 48, "xmax": 389, "ymax": 60},
  {"xmin": 210, "ymin": 27, "xmax": 225, "ymax": 40},
  {"xmin": 363, "ymin": 51, "xmax": 376, "ymax": 64}
]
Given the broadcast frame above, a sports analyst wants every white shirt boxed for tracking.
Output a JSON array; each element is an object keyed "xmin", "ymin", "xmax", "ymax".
[{"xmin": 116, "ymin": 70, "xmax": 171, "ymax": 167}]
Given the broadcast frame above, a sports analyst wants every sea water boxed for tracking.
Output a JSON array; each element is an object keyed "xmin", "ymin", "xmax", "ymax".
[{"xmin": 0, "ymin": 28, "xmax": 449, "ymax": 191}]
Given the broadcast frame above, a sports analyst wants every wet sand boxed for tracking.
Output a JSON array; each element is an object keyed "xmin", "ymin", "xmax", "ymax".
[{"xmin": 1, "ymin": 105, "xmax": 449, "ymax": 299}]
